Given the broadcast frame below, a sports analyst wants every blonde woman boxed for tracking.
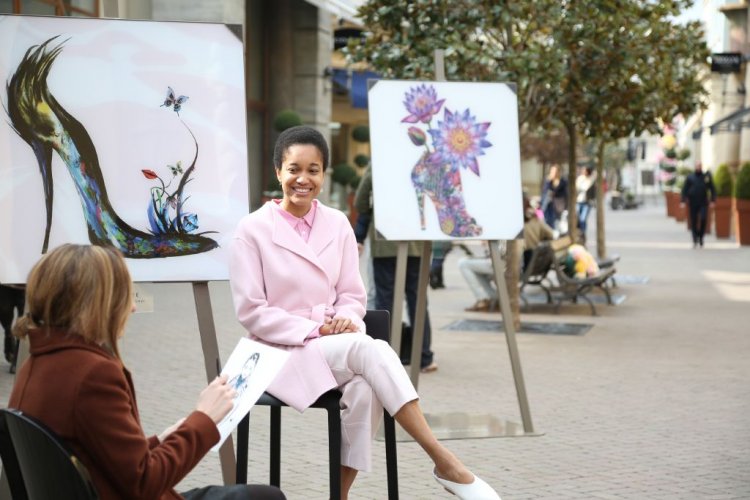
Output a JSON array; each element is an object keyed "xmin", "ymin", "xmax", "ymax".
[
  {"xmin": 541, "ymin": 163, "xmax": 568, "ymax": 229},
  {"xmin": 8, "ymin": 244, "xmax": 284, "ymax": 500}
]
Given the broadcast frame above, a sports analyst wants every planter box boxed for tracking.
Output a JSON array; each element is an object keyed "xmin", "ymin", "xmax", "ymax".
[
  {"xmin": 664, "ymin": 191, "xmax": 673, "ymax": 217},
  {"xmin": 736, "ymin": 198, "xmax": 750, "ymax": 246},
  {"xmin": 714, "ymin": 197, "xmax": 732, "ymax": 238},
  {"xmin": 665, "ymin": 191, "xmax": 679, "ymax": 218},
  {"xmin": 674, "ymin": 196, "xmax": 686, "ymax": 222}
]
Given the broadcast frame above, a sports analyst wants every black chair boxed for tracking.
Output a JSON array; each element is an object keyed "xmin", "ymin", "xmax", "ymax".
[
  {"xmin": 235, "ymin": 310, "xmax": 399, "ymax": 500},
  {"xmin": 0, "ymin": 408, "xmax": 98, "ymax": 500}
]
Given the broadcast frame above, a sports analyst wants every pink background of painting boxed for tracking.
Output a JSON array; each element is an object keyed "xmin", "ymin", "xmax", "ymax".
[{"xmin": 0, "ymin": 15, "xmax": 248, "ymax": 283}]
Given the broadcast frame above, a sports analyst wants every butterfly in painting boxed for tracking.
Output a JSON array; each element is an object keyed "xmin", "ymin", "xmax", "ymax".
[
  {"xmin": 168, "ymin": 161, "xmax": 184, "ymax": 176},
  {"xmin": 161, "ymin": 86, "xmax": 189, "ymax": 115}
]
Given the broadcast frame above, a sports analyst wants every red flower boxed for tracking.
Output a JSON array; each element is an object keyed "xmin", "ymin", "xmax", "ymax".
[{"xmin": 142, "ymin": 169, "xmax": 158, "ymax": 180}]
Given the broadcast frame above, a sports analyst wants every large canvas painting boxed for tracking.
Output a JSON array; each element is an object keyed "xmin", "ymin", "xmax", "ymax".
[
  {"xmin": 0, "ymin": 15, "xmax": 248, "ymax": 283},
  {"xmin": 368, "ymin": 80, "xmax": 523, "ymax": 241}
]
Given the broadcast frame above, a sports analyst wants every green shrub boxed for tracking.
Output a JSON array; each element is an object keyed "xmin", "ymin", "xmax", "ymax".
[
  {"xmin": 263, "ymin": 177, "xmax": 282, "ymax": 198},
  {"xmin": 677, "ymin": 149, "xmax": 691, "ymax": 161},
  {"xmin": 735, "ymin": 162, "xmax": 750, "ymax": 200},
  {"xmin": 273, "ymin": 110, "xmax": 302, "ymax": 132},
  {"xmin": 713, "ymin": 164, "xmax": 733, "ymax": 197},
  {"xmin": 351, "ymin": 125, "xmax": 370, "ymax": 143},
  {"xmin": 332, "ymin": 163, "xmax": 357, "ymax": 186},
  {"xmin": 349, "ymin": 175, "xmax": 362, "ymax": 190},
  {"xmin": 354, "ymin": 154, "xmax": 369, "ymax": 168}
]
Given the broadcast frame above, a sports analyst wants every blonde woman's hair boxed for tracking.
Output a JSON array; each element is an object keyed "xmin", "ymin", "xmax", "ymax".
[{"xmin": 13, "ymin": 244, "xmax": 133, "ymax": 360}]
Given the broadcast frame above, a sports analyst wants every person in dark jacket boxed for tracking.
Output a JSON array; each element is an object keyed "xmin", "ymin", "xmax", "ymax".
[{"xmin": 681, "ymin": 163, "xmax": 716, "ymax": 248}]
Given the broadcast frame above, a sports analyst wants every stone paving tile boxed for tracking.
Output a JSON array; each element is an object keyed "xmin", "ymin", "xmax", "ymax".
[{"xmin": 1, "ymin": 201, "xmax": 749, "ymax": 499}]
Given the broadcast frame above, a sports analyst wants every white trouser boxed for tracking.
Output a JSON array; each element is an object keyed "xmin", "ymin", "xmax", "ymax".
[
  {"xmin": 458, "ymin": 256, "xmax": 496, "ymax": 301},
  {"xmin": 318, "ymin": 332, "xmax": 418, "ymax": 472}
]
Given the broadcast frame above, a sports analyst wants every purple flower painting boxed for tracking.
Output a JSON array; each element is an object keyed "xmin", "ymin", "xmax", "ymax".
[
  {"xmin": 401, "ymin": 84, "xmax": 445, "ymax": 124},
  {"xmin": 429, "ymin": 108, "xmax": 492, "ymax": 176},
  {"xmin": 403, "ymin": 85, "xmax": 492, "ymax": 237}
]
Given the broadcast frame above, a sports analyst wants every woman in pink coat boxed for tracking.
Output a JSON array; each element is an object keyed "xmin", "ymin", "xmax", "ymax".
[{"xmin": 229, "ymin": 126, "xmax": 500, "ymax": 500}]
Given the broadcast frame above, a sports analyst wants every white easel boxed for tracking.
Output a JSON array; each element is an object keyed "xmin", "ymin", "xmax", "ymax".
[{"xmin": 385, "ymin": 50, "xmax": 535, "ymax": 438}]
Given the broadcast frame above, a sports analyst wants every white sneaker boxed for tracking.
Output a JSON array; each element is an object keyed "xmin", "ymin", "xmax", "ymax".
[{"xmin": 433, "ymin": 469, "xmax": 501, "ymax": 499}]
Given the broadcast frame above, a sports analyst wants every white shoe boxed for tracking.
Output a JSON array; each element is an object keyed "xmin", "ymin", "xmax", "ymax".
[{"xmin": 433, "ymin": 469, "xmax": 501, "ymax": 499}]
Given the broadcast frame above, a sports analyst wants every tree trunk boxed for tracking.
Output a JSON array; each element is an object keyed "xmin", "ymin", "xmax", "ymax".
[
  {"xmin": 596, "ymin": 141, "xmax": 607, "ymax": 259},
  {"xmin": 504, "ymin": 239, "xmax": 522, "ymax": 331},
  {"xmin": 564, "ymin": 120, "xmax": 578, "ymax": 242}
]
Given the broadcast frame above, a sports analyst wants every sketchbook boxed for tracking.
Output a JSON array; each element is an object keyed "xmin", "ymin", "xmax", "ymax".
[{"xmin": 212, "ymin": 337, "xmax": 290, "ymax": 451}]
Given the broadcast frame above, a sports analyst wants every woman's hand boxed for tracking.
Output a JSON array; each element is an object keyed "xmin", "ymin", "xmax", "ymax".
[
  {"xmin": 195, "ymin": 375, "xmax": 236, "ymax": 424},
  {"xmin": 319, "ymin": 316, "xmax": 359, "ymax": 336}
]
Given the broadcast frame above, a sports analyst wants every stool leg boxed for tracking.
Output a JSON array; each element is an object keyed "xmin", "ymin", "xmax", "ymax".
[
  {"xmin": 270, "ymin": 406, "xmax": 281, "ymax": 487},
  {"xmin": 235, "ymin": 413, "xmax": 249, "ymax": 484},
  {"xmin": 328, "ymin": 408, "xmax": 341, "ymax": 500},
  {"xmin": 383, "ymin": 412, "xmax": 399, "ymax": 499}
]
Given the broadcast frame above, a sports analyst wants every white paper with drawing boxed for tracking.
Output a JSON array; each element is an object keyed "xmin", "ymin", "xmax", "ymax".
[{"xmin": 212, "ymin": 338, "xmax": 290, "ymax": 451}]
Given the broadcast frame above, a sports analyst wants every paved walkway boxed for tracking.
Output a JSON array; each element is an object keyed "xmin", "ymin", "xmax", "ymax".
[{"xmin": 1, "ymin": 200, "xmax": 749, "ymax": 499}]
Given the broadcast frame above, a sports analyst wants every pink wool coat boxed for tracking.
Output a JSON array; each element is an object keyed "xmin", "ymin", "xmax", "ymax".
[{"xmin": 229, "ymin": 200, "xmax": 367, "ymax": 411}]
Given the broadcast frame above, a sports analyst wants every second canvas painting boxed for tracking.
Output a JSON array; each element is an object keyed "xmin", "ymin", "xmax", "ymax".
[{"xmin": 368, "ymin": 80, "xmax": 523, "ymax": 241}]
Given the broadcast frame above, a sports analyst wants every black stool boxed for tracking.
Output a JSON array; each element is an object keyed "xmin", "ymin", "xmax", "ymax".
[{"xmin": 235, "ymin": 310, "xmax": 399, "ymax": 500}]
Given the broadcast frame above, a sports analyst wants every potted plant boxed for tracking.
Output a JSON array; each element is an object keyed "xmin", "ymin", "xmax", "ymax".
[
  {"xmin": 273, "ymin": 110, "xmax": 302, "ymax": 132},
  {"xmin": 734, "ymin": 162, "xmax": 750, "ymax": 245},
  {"xmin": 660, "ymin": 161, "xmax": 678, "ymax": 217},
  {"xmin": 713, "ymin": 164, "xmax": 733, "ymax": 238},
  {"xmin": 354, "ymin": 154, "xmax": 370, "ymax": 169},
  {"xmin": 351, "ymin": 125, "xmax": 370, "ymax": 143},
  {"xmin": 331, "ymin": 162, "xmax": 357, "ymax": 212},
  {"xmin": 261, "ymin": 177, "xmax": 283, "ymax": 203}
]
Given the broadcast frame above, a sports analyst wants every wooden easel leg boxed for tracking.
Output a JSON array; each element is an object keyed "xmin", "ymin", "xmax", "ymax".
[
  {"xmin": 192, "ymin": 282, "xmax": 237, "ymax": 484},
  {"xmin": 489, "ymin": 242, "xmax": 535, "ymax": 434},
  {"xmin": 409, "ymin": 241, "xmax": 432, "ymax": 389},
  {"xmin": 389, "ymin": 243, "xmax": 409, "ymax": 354}
]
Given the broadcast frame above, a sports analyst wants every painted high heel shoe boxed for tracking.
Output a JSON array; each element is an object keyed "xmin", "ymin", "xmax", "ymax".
[
  {"xmin": 6, "ymin": 38, "xmax": 218, "ymax": 258},
  {"xmin": 412, "ymin": 152, "xmax": 483, "ymax": 237},
  {"xmin": 433, "ymin": 469, "xmax": 501, "ymax": 500}
]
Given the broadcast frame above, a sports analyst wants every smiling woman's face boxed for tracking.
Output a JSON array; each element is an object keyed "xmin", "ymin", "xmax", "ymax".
[{"xmin": 276, "ymin": 144, "xmax": 325, "ymax": 218}]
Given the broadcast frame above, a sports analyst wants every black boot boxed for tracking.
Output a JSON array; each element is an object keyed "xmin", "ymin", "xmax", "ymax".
[
  {"xmin": 430, "ymin": 268, "xmax": 445, "ymax": 289},
  {"xmin": 429, "ymin": 269, "xmax": 440, "ymax": 289},
  {"xmin": 436, "ymin": 268, "xmax": 445, "ymax": 288},
  {"xmin": 4, "ymin": 334, "xmax": 16, "ymax": 363}
]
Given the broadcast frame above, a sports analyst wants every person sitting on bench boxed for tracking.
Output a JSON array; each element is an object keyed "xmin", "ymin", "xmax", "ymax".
[{"xmin": 459, "ymin": 202, "xmax": 554, "ymax": 312}]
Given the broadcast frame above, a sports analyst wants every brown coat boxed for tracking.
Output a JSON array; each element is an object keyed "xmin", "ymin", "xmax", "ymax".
[{"xmin": 8, "ymin": 328, "xmax": 219, "ymax": 499}]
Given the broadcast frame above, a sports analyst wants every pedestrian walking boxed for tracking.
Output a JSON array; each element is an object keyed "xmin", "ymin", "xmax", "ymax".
[{"xmin": 681, "ymin": 163, "xmax": 716, "ymax": 248}]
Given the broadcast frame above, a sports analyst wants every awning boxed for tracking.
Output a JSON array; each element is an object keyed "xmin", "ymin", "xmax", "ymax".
[
  {"xmin": 331, "ymin": 68, "xmax": 380, "ymax": 108},
  {"xmin": 304, "ymin": 0, "xmax": 365, "ymax": 23},
  {"xmin": 709, "ymin": 107, "xmax": 750, "ymax": 135}
]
